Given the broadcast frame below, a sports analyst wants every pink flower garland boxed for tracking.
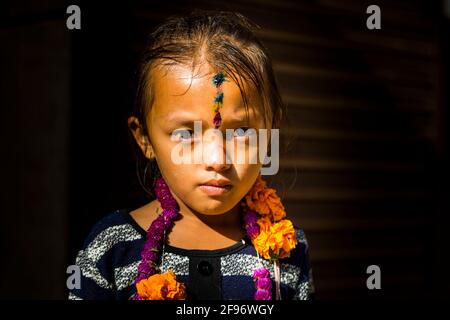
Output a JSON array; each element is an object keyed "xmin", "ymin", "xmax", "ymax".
[
  {"xmin": 133, "ymin": 178, "xmax": 180, "ymax": 299},
  {"xmin": 253, "ymin": 267, "xmax": 272, "ymax": 300}
]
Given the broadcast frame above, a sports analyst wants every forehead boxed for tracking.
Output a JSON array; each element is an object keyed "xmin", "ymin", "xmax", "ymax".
[{"xmin": 149, "ymin": 63, "xmax": 262, "ymax": 123}]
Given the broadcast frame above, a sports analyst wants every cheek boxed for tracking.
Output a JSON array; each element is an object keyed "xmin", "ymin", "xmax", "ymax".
[
  {"xmin": 232, "ymin": 163, "xmax": 262, "ymax": 194},
  {"xmin": 151, "ymin": 140, "xmax": 183, "ymax": 182},
  {"xmin": 233, "ymin": 163, "xmax": 260, "ymax": 179},
  {"xmin": 223, "ymin": 165, "xmax": 261, "ymax": 209},
  {"xmin": 158, "ymin": 163, "xmax": 195, "ymax": 203}
]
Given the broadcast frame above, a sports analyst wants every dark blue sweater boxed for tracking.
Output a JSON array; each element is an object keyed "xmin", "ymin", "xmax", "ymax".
[{"xmin": 68, "ymin": 209, "xmax": 314, "ymax": 300}]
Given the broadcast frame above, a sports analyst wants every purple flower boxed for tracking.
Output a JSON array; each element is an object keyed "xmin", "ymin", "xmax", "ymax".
[
  {"xmin": 145, "ymin": 250, "xmax": 159, "ymax": 262},
  {"xmin": 243, "ymin": 209, "xmax": 258, "ymax": 223},
  {"xmin": 252, "ymin": 267, "xmax": 272, "ymax": 300},
  {"xmin": 134, "ymin": 177, "xmax": 180, "ymax": 284},
  {"xmin": 151, "ymin": 218, "xmax": 165, "ymax": 233},
  {"xmin": 163, "ymin": 210, "xmax": 178, "ymax": 223},
  {"xmin": 256, "ymin": 278, "xmax": 272, "ymax": 290},
  {"xmin": 243, "ymin": 209, "xmax": 260, "ymax": 239},
  {"xmin": 253, "ymin": 267, "xmax": 270, "ymax": 279},
  {"xmin": 254, "ymin": 289, "xmax": 271, "ymax": 300},
  {"xmin": 133, "ymin": 294, "xmax": 143, "ymax": 300}
]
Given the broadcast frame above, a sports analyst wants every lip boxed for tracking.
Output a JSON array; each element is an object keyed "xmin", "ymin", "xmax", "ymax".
[
  {"xmin": 202, "ymin": 179, "xmax": 232, "ymax": 187},
  {"xmin": 198, "ymin": 184, "xmax": 232, "ymax": 196}
]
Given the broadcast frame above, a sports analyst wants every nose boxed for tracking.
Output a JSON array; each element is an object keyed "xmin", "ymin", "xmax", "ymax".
[{"xmin": 202, "ymin": 131, "xmax": 231, "ymax": 172}]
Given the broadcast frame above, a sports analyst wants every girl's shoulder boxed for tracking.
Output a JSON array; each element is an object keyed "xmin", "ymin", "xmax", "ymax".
[
  {"xmin": 294, "ymin": 226, "xmax": 308, "ymax": 247},
  {"xmin": 70, "ymin": 209, "xmax": 145, "ymax": 300},
  {"xmin": 280, "ymin": 226, "xmax": 314, "ymax": 299},
  {"xmin": 280, "ymin": 226, "xmax": 311, "ymax": 272},
  {"xmin": 294, "ymin": 226, "xmax": 310, "ymax": 259},
  {"xmin": 79, "ymin": 208, "xmax": 146, "ymax": 251}
]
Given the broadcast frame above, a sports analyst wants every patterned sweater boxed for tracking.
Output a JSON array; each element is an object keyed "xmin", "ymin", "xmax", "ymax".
[{"xmin": 68, "ymin": 209, "xmax": 314, "ymax": 300}]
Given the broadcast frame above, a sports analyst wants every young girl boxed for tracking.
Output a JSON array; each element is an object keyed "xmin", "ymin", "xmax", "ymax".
[{"xmin": 69, "ymin": 10, "xmax": 313, "ymax": 300}]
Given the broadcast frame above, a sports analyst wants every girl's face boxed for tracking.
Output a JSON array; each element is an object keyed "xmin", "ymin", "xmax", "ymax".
[{"xmin": 138, "ymin": 63, "xmax": 266, "ymax": 215}]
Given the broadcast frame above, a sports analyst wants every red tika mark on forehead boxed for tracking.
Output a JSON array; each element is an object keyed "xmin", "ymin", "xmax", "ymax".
[
  {"xmin": 213, "ymin": 111, "xmax": 222, "ymax": 129},
  {"xmin": 211, "ymin": 72, "xmax": 226, "ymax": 129}
]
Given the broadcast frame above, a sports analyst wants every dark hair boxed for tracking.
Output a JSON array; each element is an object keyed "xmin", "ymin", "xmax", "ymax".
[{"xmin": 129, "ymin": 10, "xmax": 287, "ymax": 197}]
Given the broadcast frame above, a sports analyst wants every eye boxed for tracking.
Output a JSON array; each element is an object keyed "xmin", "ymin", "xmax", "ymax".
[{"xmin": 172, "ymin": 129, "xmax": 193, "ymax": 142}]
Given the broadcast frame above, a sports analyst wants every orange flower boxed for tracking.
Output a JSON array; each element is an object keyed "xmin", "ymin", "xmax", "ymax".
[
  {"xmin": 136, "ymin": 270, "xmax": 186, "ymax": 300},
  {"xmin": 245, "ymin": 176, "xmax": 286, "ymax": 221},
  {"xmin": 253, "ymin": 217, "xmax": 297, "ymax": 260}
]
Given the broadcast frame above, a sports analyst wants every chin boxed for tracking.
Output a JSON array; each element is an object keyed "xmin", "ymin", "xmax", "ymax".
[{"xmin": 194, "ymin": 198, "xmax": 238, "ymax": 216}]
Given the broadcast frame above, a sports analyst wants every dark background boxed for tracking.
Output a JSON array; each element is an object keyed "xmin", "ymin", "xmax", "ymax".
[{"xmin": 1, "ymin": 0, "xmax": 449, "ymax": 299}]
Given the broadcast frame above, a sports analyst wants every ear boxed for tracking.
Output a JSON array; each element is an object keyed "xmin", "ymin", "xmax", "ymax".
[{"xmin": 127, "ymin": 116, "xmax": 155, "ymax": 160}]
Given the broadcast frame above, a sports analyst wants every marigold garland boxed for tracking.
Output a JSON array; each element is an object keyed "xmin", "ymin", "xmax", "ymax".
[
  {"xmin": 244, "ymin": 176, "xmax": 286, "ymax": 221},
  {"xmin": 243, "ymin": 175, "xmax": 297, "ymax": 260},
  {"xmin": 136, "ymin": 270, "xmax": 186, "ymax": 300},
  {"xmin": 253, "ymin": 217, "xmax": 297, "ymax": 260}
]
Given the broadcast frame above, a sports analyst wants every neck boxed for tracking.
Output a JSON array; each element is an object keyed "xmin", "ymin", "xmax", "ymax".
[
  {"xmin": 166, "ymin": 193, "xmax": 245, "ymax": 249},
  {"xmin": 173, "ymin": 192, "xmax": 242, "ymax": 229},
  {"xmin": 194, "ymin": 206, "xmax": 241, "ymax": 229}
]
